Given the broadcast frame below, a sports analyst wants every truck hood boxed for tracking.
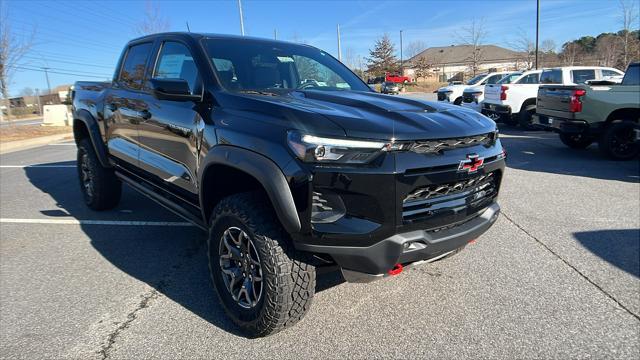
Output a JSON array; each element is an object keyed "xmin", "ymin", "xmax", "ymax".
[
  {"xmin": 226, "ymin": 90, "xmax": 496, "ymax": 140},
  {"xmin": 437, "ymin": 84, "xmax": 470, "ymax": 92}
]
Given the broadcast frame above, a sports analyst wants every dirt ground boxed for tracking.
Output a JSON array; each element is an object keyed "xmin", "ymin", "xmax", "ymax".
[{"xmin": 0, "ymin": 125, "xmax": 72, "ymax": 143}]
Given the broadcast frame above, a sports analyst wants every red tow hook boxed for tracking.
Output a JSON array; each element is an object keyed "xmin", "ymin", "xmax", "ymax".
[
  {"xmin": 388, "ymin": 263, "xmax": 404, "ymax": 276},
  {"xmin": 468, "ymin": 238, "xmax": 477, "ymax": 244}
]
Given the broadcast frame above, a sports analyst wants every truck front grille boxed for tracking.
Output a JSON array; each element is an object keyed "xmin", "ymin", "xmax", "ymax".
[
  {"xmin": 408, "ymin": 133, "xmax": 494, "ymax": 154},
  {"xmin": 437, "ymin": 92, "xmax": 447, "ymax": 101},
  {"xmin": 402, "ymin": 172, "xmax": 498, "ymax": 222},
  {"xmin": 462, "ymin": 93, "xmax": 475, "ymax": 103}
]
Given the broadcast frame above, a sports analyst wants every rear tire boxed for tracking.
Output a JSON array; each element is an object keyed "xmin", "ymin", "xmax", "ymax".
[
  {"xmin": 518, "ymin": 105, "xmax": 536, "ymax": 129},
  {"xmin": 598, "ymin": 121, "xmax": 639, "ymax": 160},
  {"xmin": 77, "ymin": 138, "xmax": 121, "ymax": 210},
  {"xmin": 559, "ymin": 132, "xmax": 594, "ymax": 149},
  {"xmin": 208, "ymin": 192, "xmax": 315, "ymax": 337}
]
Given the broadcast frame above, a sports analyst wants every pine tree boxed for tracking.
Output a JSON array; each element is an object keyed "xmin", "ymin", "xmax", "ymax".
[{"xmin": 366, "ymin": 34, "xmax": 398, "ymax": 76}]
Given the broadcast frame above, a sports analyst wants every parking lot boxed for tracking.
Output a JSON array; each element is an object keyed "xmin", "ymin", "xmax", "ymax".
[{"xmin": 1, "ymin": 126, "xmax": 638, "ymax": 359}]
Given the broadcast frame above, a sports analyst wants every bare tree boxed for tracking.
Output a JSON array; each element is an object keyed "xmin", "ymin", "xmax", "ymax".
[
  {"xmin": 19, "ymin": 87, "xmax": 34, "ymax": 96},
  {"xmin": 561, "ymin": 42, "xmax": 582, "ymax": 66},
  {"xmin": 619, "ymin": 0, "xmax": 639, "ymax": 67},
  {"xmin": 595, "ymin": 35, "xmax": 622, "ymax": 67},
  {"xmin": 0, "ymin": 4, "xmax": 35, "ymax": 121},
  {"xmin": 457, "ymin": 18, "xmax": 487, "ymax": 76},
  {"xmin": 510, "ymin": 29, "xmax": 535, "ymax": 70},
  {"xmin": 135, "ymin": 0, "xmax": 170, "ymax": 35},
  {"xmin": 405, "ymin": 40, "xmax": 426, "ymax": 59},
  {"xmin": 413, "ymin": 56, "xmax": 432, "ymax": 81},
  {"xmin": 540, "ymin": 39, "xmax": 557, "ymax": 67}
]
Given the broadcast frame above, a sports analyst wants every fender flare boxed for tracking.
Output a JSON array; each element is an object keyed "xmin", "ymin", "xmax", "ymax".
[
  {"xmin": 73, "ymin": 109, "xmax": 110, "ymax": 167},
  {"xmin": 199, "ymin": 145, "xmax": 301, "ymax": 234}
]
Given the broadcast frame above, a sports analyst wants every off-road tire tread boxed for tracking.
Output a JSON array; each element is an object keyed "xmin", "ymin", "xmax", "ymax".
[
  {"xmin": 598, "ymin": 120, "xmax": 640, "ymax": 160},
  {"xmin": 77, "ymin": 138, "xmax": 121, "ymax": 210},
  {"xmin": 208, "ymin": 192, "xmax": 315, "ymax": 337}
]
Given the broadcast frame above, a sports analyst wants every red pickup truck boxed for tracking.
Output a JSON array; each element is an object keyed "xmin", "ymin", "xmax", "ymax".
[{"xmin": 385, "ymin": 73, "xmax": 412, "ymax": 84}]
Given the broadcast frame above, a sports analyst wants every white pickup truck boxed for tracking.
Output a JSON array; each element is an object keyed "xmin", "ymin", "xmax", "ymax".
[
  {"xmin": 436, "ymin": 72, "xmax": 514, "ymax": 105},
  {"xmin": 461, "ymin": 72, "xmax": 522, "ymax": 112},
  {"xmin": 481, "ymin": 66, "xmax": 624, "ymax": 128}
]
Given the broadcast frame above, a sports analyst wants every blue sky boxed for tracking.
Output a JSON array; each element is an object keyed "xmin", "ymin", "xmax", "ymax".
[{"xmin": 5, "ymin": 0, "xmax": 630, "ymax": 96}]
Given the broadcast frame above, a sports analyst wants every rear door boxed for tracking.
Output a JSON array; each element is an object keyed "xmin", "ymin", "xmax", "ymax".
[
  {"xmin": 136, "ymin": 39, "xmax": 204, "ymax": 197},
  {"xmin": 105, "ymin": 42, "xmax": 154, "ymax": 166}
]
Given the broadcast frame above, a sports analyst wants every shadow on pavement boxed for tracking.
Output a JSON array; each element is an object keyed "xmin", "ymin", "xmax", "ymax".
[
  {"xmin": 573, "ymin": 229, "xmax": 640, "ymax": 278},
  {"xmin": 498, "ymin": 125, "xmax": 640, "ymax": 183},
  {"xmin": 25, "ymin": 161, "xmax": 344, "ymax": 337}
]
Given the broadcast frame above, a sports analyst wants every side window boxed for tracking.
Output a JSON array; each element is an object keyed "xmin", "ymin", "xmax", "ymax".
[
  {"xmin": 119, "ymin": 43, "xmax": 153, "ymax": 90},
  {"xmin": 154, "ymin": 42, "xmax": 200, "ymax": 94},
  {"xmin": 540, "ymin": 70, "xmax": 562, "ymax": 84},
  {"xmin": 517, "ymin": 73, "xmax": 540, "ymax": 84},
  {"xmin": 622, "ymin": 65, "xmax": 639, "ymax": 85},
  {"xmin": 485, "ymin": 74, "xmax": 504, "ymax": 84},
  {"xmin": 602, "ymin": 69, "xmax": 621, "ymax": 77},
  {"xmin": 571, "ymin": 69, "xmax": 596, "ymax": 84}
]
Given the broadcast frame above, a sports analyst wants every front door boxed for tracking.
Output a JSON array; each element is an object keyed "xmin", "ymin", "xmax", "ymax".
[{"xmin": 136, "ymin": 40, "xmax": 204, "ymax": 196}]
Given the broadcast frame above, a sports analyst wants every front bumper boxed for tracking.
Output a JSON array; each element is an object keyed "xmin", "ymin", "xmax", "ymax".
[
  {"xmin": 461, "ymin": 101, "xmax": 482, "ymax": 113},
  {"xmin": 298, "ymin": 203, "xmax": 500, "ymax": 280}
]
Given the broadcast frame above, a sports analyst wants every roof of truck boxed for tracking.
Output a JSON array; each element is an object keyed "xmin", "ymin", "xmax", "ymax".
[{"xmin": 129, "ymin": 32, "xmax": 309, "ymax": 47}]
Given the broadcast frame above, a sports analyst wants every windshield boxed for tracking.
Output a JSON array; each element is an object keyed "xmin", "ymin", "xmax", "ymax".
[
  {"xmin": 203, "ymin": 38, "xmax": 369, "ymax": 93},
  {"xmin": 497, "ymin": 73, "xmax": 522, "ymax": 84},
  {"xmin": 466, "ymin": 74, "xmax": 486, "ymax": 85}
]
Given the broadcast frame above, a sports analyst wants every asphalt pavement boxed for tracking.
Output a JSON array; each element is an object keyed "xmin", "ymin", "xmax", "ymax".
[
  {"xmin": 0, "ymin": 126, "xmax": 639, "ymax": 359},
  {"xmin": 0, "ymin": 118, "xmax": 43, "ymax": 127}
]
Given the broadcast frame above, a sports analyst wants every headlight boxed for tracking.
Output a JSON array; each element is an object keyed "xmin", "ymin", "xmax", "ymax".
[{"xmin": 287, "ymin": 131, "xmax": 408, "ymax": 164}]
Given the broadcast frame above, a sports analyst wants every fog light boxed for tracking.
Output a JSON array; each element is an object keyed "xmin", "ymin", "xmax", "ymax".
[{"xmin": 311, "ymin": 191, "xmax": 346, "ymax": 223}]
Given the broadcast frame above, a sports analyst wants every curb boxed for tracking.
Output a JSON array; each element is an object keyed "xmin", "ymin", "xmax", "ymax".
[{"xmin": 0, "ymin": 133, "xmax": 74, "ymax": 155}]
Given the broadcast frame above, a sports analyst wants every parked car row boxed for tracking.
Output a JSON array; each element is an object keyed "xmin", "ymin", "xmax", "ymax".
[{"xmin": 437, "ymin": 64, "xmax": 637, "ymax": 160}]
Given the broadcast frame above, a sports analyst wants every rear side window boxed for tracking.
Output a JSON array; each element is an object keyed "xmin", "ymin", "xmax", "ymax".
[
  {"xmin": 153, "ymin": 42, "xmax": 200, "ymax": 94},
  {"xmin": 622, "ymin": 65, "xmax": 639, "ymax": 85},
  {"xmin": 118, "ymin": 43, "xmax": 153, "ymax": 90},
  {"xmin": 483, "ymin": 74, "xmax": 505, "ymax": 84},
  {"xmin": 571, "ymin": 69, "xmax": 596, "ymax": 84},
  {"xmin": 602, "ymin": 69, "xmax": 622, "ymax": 77},
  {"xmin": 497, "ymin": 73, "xmax": 522, "ymax": 84},
  {"xmin": 516, "ymin": 73, "xmax": 540, "ymax": 84},
  {"xmin": 540, "ymin": 70, "xmax": 562, "ymax": 84}
]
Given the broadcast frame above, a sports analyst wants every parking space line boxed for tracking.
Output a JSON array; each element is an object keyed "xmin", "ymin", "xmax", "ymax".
[
  {"xmin": 48, "ymin": 143, "xmax": 76, "ymax": 146},
  {"xmin": 0, "ymin": 165, "xmax": 76, "ymax": 168},
  {"xmin": 0, "ymin": 218, "xmax": 194, "ymax": 226}
]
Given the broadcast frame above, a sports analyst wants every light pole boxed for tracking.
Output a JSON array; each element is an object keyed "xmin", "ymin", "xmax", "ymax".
[
  {"xmin": 337, "ymin": 24, "xmax": 342, "ymax": 62},
  {"xmin": 42, "ymin": 67, "xmax": 52, "ymax": 94},
  {"xmin": 535, "ymin": 0, "xmax": 540, "ymax": 69},
  {"xmin": 400, "ymin": 30, "xmax": 403, "ymax": 74},
  {"xmin": 237, "ymin": 0, "xmax": 245, "ymax": 36}
]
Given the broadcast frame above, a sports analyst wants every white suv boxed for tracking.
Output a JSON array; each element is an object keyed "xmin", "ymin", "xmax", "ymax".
[
  {"xmin": 461, "ymin": 72, "xmax": 522, "ymax": 112},
  {"xmin": 436, "ymin": 72, "xmax": 513, "ymax": 105},
  {"xmin": 481, "ymin": 66, "xmax": 624, "ymax": 128}
]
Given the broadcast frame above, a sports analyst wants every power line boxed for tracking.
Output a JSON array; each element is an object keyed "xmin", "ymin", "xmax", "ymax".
[
  {"xmin": 15, "ymin": 63, "xmax": 113, "ymax": 76},
  {"xmin": 8, "ymin": 65, "xmax": 111, "ymax": 79},
  {"xmin": 21, "ymin": 55, "xmax": 115, "ymax": 69}
]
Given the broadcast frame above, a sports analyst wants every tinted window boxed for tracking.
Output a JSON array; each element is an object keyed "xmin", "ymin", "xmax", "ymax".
[
  {"xmin": 465, "ymin": 74, "xmax": 486, "ymax": 85},
  {"xmin": 571, "ymin": 69, "xmax": 596, "ymax": 84},
  {"xmin": 622, "ymin": 65, "xmax": 639, "ymax": 85},
  {"xmin": 602, "ymin": 69, "xmax": 622, "ymax": 77},
  {"xmin": 516, "ymin": 73, "xmax": 540, "ymax": 84},
  {"xmin": 540, "ymin": 69, "xmax": 562, "ymax": 84},
  {"xmin": 119, "ymin": 43, "xmax": 153, "ymax": 90},
  {"xmin": 204, "ymin": 39, "xmax": 368, "ymax": 92},
  {"xmin": 497, "ymin": 73, "xmax": 522, "ymax": 84},
  {"xmin": 484, "ymin": 74, "xmax": 506, "ymax": 84},
  {"xmin": 154, "ymin": 42, "xmax": 200, "ymax": 94}
]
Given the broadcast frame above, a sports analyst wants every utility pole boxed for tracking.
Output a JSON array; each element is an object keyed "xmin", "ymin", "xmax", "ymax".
[
  {"xmin": 42, "ymin": 67, "xmax": 51, "ymax": 94},
  {"xmin": 337, "ymin": 24, "xmax": 342, "ymax": 61},
  {"xmin": 274, "ymin": 29, "xmax": 277, "ymax": 40},
  {"xmin": 186, "ymin": 21, "xmax": 191, "ymax": 32},
  {"xmin": 237, "ymin": 0, "xmax": 245, "ymax": 36},
  {"xmin": 400, "ymin": 30, "xmax": 404, "ymax": 74},
  {"xmin": 35, "ymin": 88, "xmax": 42, "ymax": 116},
  {"xmin": 535, "ymin": 0, "xmax": 540, "ymax": 69}
]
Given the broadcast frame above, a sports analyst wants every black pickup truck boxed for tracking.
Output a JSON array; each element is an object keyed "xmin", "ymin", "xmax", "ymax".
[{"xmin": 72, "ymin": 32, "xmax": 505, "ymax": 336}]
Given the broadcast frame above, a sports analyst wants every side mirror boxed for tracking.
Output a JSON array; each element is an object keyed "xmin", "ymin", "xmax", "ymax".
[{"xmin": 149, "ymin": 78, "xmax": 201, "ymax": 102}]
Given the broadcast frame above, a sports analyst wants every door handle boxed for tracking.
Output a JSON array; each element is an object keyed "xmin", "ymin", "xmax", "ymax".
[
  {"xmin": 138, "ymin": 110, "xmax": 152, "ymax": 120},
  {"xmin": 107, "ymin": 103, "xmax": 117, "ymax": 112}
]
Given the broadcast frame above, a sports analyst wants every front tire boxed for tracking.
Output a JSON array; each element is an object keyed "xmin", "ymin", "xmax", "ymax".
[
  {"xmin": 77, "ymin": 138, "xmax": 121, "ymax": 210},
  {"xmin": 453, "ymin": 97, "xmax": 463, "ymax": 106},
  {"xmin": 598, "ymin": 121, "xmax": 639, "ymax": 160},
  {"xmin": 208, "ymin": 192, "xmax": 315, "ymax": 337},
  {"xmin": 559, "ymin": 132, "xmax": 593, "ymax": 149}
]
